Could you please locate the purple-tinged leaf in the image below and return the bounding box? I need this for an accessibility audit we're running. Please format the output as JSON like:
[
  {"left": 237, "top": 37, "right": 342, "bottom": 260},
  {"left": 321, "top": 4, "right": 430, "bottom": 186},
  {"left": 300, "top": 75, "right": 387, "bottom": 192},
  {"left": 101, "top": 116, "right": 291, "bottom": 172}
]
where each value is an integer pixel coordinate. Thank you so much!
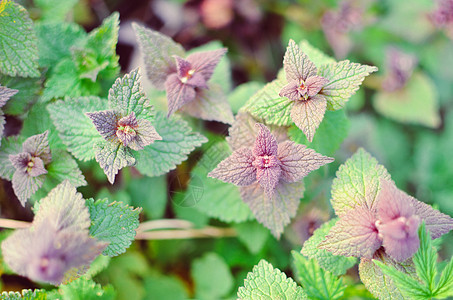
[
  {"left": 0, "top": 85, "right": 18, "bottom": 107},
  {"left": 290, "top": 94, "right": 327, "bottom": 142},
  {"left": 116, "top": 113, "right": 138, "bottom": 146},
  {"left": 94, "top": 140, "right": 136, "bottom": 184},
  {"left": 115, "top": 111, "right": 161, "bottom": 150},
  {"left": 240, "top": 181, "right": 304, "bottom": 238},
  {"left": 226, "top": 112, "right": 288, "bottom": 151},
  {"left": 255, "top": 163, "right": 281, "bottom": 197},
  {"left": 9, "top": 153, "right": 47, "bottom": 177},
  {"left": 208, "top": 147, "right": 256, "bottom": 186},
  {"left": 174, "top": 55, "right": 192, "bottom": 79},
  {"left": 382, "top": 47, "right": 417, "bottom": 92},
  {"left": 277, "top": 141, "right": 334, "bottom": 182},
  {"left": 318, "top": 60, "right": 378, "bottom": 110},
  {"left": 85, "top": 110, "right": 118, "bottom": 142},
  {"left": 279, "top": 80, "right": 301, "bottom": 101},
  {"left": 165, "top": 73, "right": 197, "bottom": 117},
  {"left": 0, "top": 135, "right": 25, "bottom": 180},
  {"left": 132, "top": 23, "right": 185, "bottom": 90},
  {"left": 186, "top": 48, "right": 227, "bottom": 82},
  {"left": 283, "top": 39, "right": 317, "bottom": 82},
  {"left": 319, "top": 207, "right": 381, "bottom": 259},
  {"left": 22, "top": 130, "right": 52, "bottom": 164},
  {"left": 33, "top": 180, "right": 91, "bottom": 232},
  {"left": 331, "top": 148, "right": 391, "bottom": 217},
  {"left": 253, "top": 123, "right": 278, "bottom": 156},
  {"left": 179, "top": 84, "right": 234, "bottom": 124},
  {"left": 359, "top": 248, "right": 416, "bottom": 300},
  {"left": 306, "top": 76, "right": 330, "bottom": 97},
  {"left": 376, "top": 179, "right": 417, "bottom": 223},
  {"left": 108, "top": 68, "right": 155, "bottom": 122},
  {"left": 11, "top": 169, "right": 45, "bottom": 206},
  {"left": 174, "top": 55, "right": 208, "bottom": 88}
]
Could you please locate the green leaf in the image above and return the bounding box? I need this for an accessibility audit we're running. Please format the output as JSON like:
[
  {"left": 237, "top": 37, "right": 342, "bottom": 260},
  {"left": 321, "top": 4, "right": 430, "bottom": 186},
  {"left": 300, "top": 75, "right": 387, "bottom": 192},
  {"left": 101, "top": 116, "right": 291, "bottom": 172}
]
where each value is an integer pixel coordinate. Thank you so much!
[
  {"left": 331, "top": 148, "right": 391, "bottom": 217},
  {"left": 84, "top": 255, "right": 111, "bottom": 279},
  {"left": 0, "top": 1, "right": 40, "bottom": 77},
  {"left": 237, "top": 259, "right": 306, "bottom": 299},
  {"left": 359, "top": 249, "right": 416, "bottom": 300},
  {"left": 288, "top": 109, "right": 350, "bottom": 157},
  {"left": 94, "top": 140, "right": 135, "bottom": 184},
  {"left": 373, "top": 72, "right": 440, "bottom": 128},
  {"left": 132, "top": 22, "right": 185, "bottom": 90},
  {"left": 0, "top": 289, "right": 46, "bottom": 300},
  {"left": 127, "top": 175, "right": 167, "bottom": 219},
  {"left": 318, "top": 61, "right": 377, "bottom": 110},
  {"left": 0, "top": 135, "right": 24, "bottom": 180},
  {"left": 135, "top": 112, "right": 207, "bottom": 177},
  {"left": 298, "top": 40, "right": 335, "bottom": 67},
  {"left": 48, "top": 96, "right": 108, "bottom": 161},
  {"left": 243, "top": 79, "right": 293, "bottom": 126},
  {"left": 108, "top": 68, "right": 155, "bottom": 122},
  {"left": 35, "top": 21, "right": 86, "bottom": 68},
  {"left": 301, "top": 218, "right": 357, "bottom": 276},
  {"left": 0, "top": 74, "right": 40, "bottom": 116},
  {"left": 84, "top": 13, "right": 119, "bottom": 60},
  {"left": 144, "top": 274, "right": 188, "bottom": 300},
  {"left": 374, "top": 260, "right": 430, "bottom": 300},
  {"left": 87, "top": 198, "right": 141, "bottom": 257},
  {"left": 292, "top": 251, "right": 346, "bottom": 300},
  {"left": 192, "top": 252, "right": 234, "bottom": 300},
  {"left": 191, "top": 140, "right": 254, "bottom": 223},
  {"left": 34, "top": 0, "right": 77, "bottom": 21},
  {"left": 57, "top": 277, "right": 116, "bottom": 300},
  {"left": 234, "top": 221, "right": 269, "bottom": 254},
  {"left": 228, "top": 81, "right": 265, "bottom": 114},
  {"left": 435, "top": 256, "right": 453, "bottom": 298},
  {"left": 413, "top": 223, "right": 437, "bottom": 292},
  {"left": 45, "top": 150, "right": 87, "bottom": 188}
]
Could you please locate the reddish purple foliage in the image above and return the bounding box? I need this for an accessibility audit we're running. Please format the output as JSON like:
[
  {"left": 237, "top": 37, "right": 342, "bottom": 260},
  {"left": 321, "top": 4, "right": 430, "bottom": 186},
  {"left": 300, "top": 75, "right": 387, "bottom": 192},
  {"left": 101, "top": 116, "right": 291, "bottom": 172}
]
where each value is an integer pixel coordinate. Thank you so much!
[{"left": 382, "top": 47, "right": 417, "bottom": 92}]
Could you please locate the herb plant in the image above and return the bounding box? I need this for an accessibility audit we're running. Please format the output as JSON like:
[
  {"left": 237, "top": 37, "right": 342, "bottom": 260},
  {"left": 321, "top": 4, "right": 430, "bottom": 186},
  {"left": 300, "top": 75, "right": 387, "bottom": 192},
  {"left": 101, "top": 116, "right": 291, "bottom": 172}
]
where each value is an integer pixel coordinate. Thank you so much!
[{"left": 1, "top": 0, "right": 453, "bottom": 299}]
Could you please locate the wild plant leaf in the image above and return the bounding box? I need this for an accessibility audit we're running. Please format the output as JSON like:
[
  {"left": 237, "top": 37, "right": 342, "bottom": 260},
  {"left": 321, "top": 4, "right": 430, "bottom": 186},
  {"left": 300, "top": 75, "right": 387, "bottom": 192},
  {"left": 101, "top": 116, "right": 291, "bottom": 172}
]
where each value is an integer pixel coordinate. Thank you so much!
[
  {"left": 228, "top": 81, "right": 265, "bottom": 114},
  {"left": 413, "top": 223, "right": 438, "bottom": 291},
  {"left": 84, "top": 12, "right": 119, "bottom": 61},
  {"left": 87, "top": 198, "right": 141, "bottom": 257},
  {"left": 34, "top": 0, "right": 78, "bottom": 21},
  {"left": 132, "top": 22, "right": 185, "bottom": 90},
  {"left": 290, "top": 94, "right": 327, "bottom": 142},
  {"left": 0, "top": 289, "right": 46, "bottom": 300},
  {"left": 0, "top": 74, "right": 40, "bottom": 116},
  {"left": 56, "top": 277, "right": 116, "bottom": 300},
  {"left": 243, "top": 79, "right": 293, "bottom": 126},
  {"left": 0, "top": 136, "right": 24, "bottom": 180},
  {"left": 436, "top": 256, "right": 453, "bottom": 298},
  {"left": 292, "top": 251, "right": 346, "bottom": 300},
  {"left": 373, "top": 72, "right": 441, "bottom": 128},
  {"left": 0, "top": 1, "right": 39, "bottom": 77},
  {"left": 192, "top": 140, "right": 254, "bottom": 223},
  {"left": 359, "top": 249, "right": 416, "bottom": 300},
  {"left": 192, "top": 253, "right": 234, "bottom": 300},
  {"left": 45, "top": 150, "right": 87, "bottom": 189},
  {"left": 289, "top": 109, "right": 350, "bottom": 156},
  {"left": 94, "top": 140, "right": 135, "bottom": 184},
  {"left": 135, "top": 112, "right": 207, "bottom": 177},
  {"left": 48, "top": 96, "right": 109, "bottom": 161},
  {"left": 301, "top": 218, "right": 357, "bottom": 276},
  {"left": 234, "top": 221, "right": 269, "bottom": 254},
  {"left": 237, "top": 259, "right": 306, "bottom": 299},
  {"left": 331, "top": 148, "right": 391, "bottom": 217},
  {"left": 298, "top": 40, "right": 336, "bottom": 67},
  {"left": 35, "top": 21, "right": 86, "bottom": 68},
  {"left": 318, "top": 61, "right": 377, "bottom": 110}
]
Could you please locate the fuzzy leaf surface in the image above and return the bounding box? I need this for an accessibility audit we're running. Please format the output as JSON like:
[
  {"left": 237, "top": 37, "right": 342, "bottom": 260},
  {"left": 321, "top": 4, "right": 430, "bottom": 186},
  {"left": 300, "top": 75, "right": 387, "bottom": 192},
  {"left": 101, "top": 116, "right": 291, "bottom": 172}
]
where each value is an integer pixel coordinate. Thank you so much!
[
  {"left": 0, "top": 136, "right": 24, "bottom": 180},
  {"left": 301, "top": 218, "right": 357, "bottom": 276},
  {"left": 298, "top": 40, "right": 336, "bottom": 67},
  {"left": 48, "top": 97, "right": 108, "bottom": 161},
  {"left": 0, "top": 1, "right": 39, "bottom": 77},
  {"left": 94, "top": 140, "right": 135, "bottom": 184},
  {"left": 87, "top": 198, "right": 141, "bottom": 257},
  {"left": 0, "top": 289, "right": 46, "bottom": 300},
  {"left": 238, "top": 259, "right": 306, "bottom": 299},
  {"left": 57, "top": 277, "right": 116, "bottom": 300},
  {"left": 292, "top": 251, "right": 346, "bottom": 300},
  {"left": 135, "top": 112, "right": 207, "bottom": 177},
  {"left": 319, "top": 61, "right": 377, "bottom": 110},
  {"left": 331, "top": 148, "right": 391, "bottom": 217}
]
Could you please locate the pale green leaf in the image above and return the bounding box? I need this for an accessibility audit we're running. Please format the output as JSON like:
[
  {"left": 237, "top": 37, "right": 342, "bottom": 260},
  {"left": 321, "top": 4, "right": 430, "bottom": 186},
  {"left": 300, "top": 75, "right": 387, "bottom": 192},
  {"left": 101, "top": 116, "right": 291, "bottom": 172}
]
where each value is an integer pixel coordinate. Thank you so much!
[
  {"left": 289, "top": 109, "right": 350, "bottom": 157},
  {"left": 435, "top": 257, "right": 453, "bottom": 298},
  {"left": 292, "top": 251, "right": 346, "bottom": 300},
  {"left": 0, "top": 135, "right": 24, "bottom": 180},
  {"left": 127, "top": 175, "right": 167, "bottom": 219},
  {"left": 301, "top": 218, "right": 357, "bottom": 276},
  {"left": 144, "top": 274, "right": 188, "bottom": 300},
  {"left": 84, "top": 12, "right": 119, "bottom": 60},
  {"left": 45, "top": 150, "right": 87, "bottom": 188},
  {"left": 94, "top": 140, "right": 135, "bottom": 184},
  {"left": 234, "top": 221, "right": 269, "bottom": 254},
  {"left": 359, "top": 249, "right": 416, "bottom": 300},
  {"left": 228, "top": 81, "right": 265, "bottom": 114},
  {"left": 318, "top": 61, "right": 377, "bottom": 110},
  {"left": 135, "top": 112, "right": 207, "bottom": 177},
  {"left": 84, "top": 255, "right": 111, "bottom": 279},
  {"left": 238, "top": 259, "right": 306, "bottom": 299},
  {"left": 34, "top": 0, "right": 77, "bottom": 21},
  {"left": 0, "top": 1, "right": 39, "bottom": 77},
  {"left": 243, "top": 78, "right": 293, "bottom": 126},
  {"left": 192, "top": 253, "right": 234, "bottom": 300},
  {"left": 331, "top": 148, "right": 391, "bottom": 217},
  {"left": 132, "top": 22, "right": 185, "bottom": 90},
  {"left": 191, "top": 140, "right": 254, "bottom": 223},
  {"left": 57, "top": 277, "right": 116, "bottom": 300},
  {"left": 298, "top": 40, "right": 336, "bottom": 67},
  {"left": 48, "top": 96, "right": 108, "bottom": 161},
  {"left": 87, "top": 198, "right": 141, "bottom": 257},
  {"left": 413, "top": 223, "right": 437, "bottom": 292},
  {"left": 0, "top": 289, "right": 46, "bottom": 300},
  {"left": 0, "top": 74, "right": 40, "bottom": 116},
  {"left": 373, "top": 72, "right": 440, "bottom": 128}
]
